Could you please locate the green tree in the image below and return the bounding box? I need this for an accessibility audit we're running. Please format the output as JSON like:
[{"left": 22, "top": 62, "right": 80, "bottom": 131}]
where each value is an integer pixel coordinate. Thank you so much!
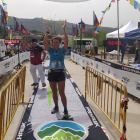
[
  {"left": 84, "top": 29, "right": 94, "bottom": 38},
  {"left": 41, "top": 16, "right": 64, "bottom": 35},
  {"left": 94, "top": 29, "right": 106, "bottom": 47},
  {"left": 0, "top": 26, "right": 8, "bottom": 39}
]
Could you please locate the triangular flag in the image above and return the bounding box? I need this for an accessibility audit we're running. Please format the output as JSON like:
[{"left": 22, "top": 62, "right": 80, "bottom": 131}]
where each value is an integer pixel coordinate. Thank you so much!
[
  {"left": 2, "top": 2, "right": 7, "bottom": 6},
  {"left": 92, "top": 38, "right": 94, "bottom": 40},
  {"left": 98, "top": 24, "right": 102, "bottom": 28},
  {"left": 93, "top": 33, "right": 97, "bottom": 36},
  {"left": 5, "top": 11, "right": 8, "bottom": 15},
  {"left": 102, "top": 11, "right": 106, "bottom": 14},
  {"left": 8, "top": 30, "right": 11, "bottom": 33},
  {"left": 6, "top": 15, "right": 8, "bottom": 22},
  {"left": 129, "top": 0, "right": 134, "bottom": 6},
  {"left": 2, "top": 0, "right": 4, "bottom": 2},
  {"left": 7, "top": 23, "right": 10, "bottom": 26},
  {"left": 109, "top": 3, "right": 111, "bottom": 9},
  {"left": 100, "top": 17, "right": 104, "bottom": 24},
  {"left": 96, "top": 27, "right": 101, "bottom": 32},
  {"left": 10, "top": 34, "right": 12, "bottom": 39},
  {"left": 104, "top": 6, "right": 109, "bottom": 12},
  {"left": 134, "top": 0, "right": 138, "bottom": 9},
  {"left": 111, "top": 0, "right": 115, "bottom": 2}
]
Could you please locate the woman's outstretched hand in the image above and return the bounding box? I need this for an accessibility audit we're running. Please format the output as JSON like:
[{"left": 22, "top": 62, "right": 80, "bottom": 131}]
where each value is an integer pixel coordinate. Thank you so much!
[
  {"left": 62, "top": 20, "right": 66, "bottom": 31},
  {"left": 45, "top": 23, "right": 50, "bottom": 32}
]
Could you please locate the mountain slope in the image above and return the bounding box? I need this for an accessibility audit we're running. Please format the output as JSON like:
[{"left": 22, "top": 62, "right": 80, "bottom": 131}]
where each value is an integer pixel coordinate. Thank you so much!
[{"left": 6, "top": 16, "right": 117, "bottom": 35}]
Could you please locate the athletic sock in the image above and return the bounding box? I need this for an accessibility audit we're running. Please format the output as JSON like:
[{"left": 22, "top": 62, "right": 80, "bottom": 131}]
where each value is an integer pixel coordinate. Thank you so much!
[
  {"left": 55, "top": 104, "right": 58, "bottom": 109},
  {"left": 64, "top": 107, "right": 68, "bottom": 113}
]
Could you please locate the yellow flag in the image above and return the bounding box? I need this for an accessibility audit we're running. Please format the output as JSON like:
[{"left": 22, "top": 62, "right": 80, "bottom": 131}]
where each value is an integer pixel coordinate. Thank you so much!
[
  {"left": 10, "top": 34, "right": 12, "bottom": 39},
  {"left": 98, "top": 24, "right": 102, "bottom": 28},
  {"left": 129, "top": 0, "right": 134, "bottom": 6},
  {"left": 6, "top": 16, "right": 8, "bottom": 22},
  {"left": 2, "top": 0, "right": 4, "bottom": 2},
  {"left": 92, "top": 38, "right": 94, "bottom": 40},
  {"left": 104, "top": 6, "right": 109, "bottom": 12}
]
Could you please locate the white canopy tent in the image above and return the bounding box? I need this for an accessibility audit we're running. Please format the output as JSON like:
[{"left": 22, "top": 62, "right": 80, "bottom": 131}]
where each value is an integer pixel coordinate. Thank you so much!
[{"left": 106, "top": 21, "right": 137, "bottom": 38}]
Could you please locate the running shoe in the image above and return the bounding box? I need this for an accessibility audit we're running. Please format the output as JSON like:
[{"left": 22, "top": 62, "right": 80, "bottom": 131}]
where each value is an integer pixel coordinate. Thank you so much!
[
  {"left": 31, "top": 83, "right": 39, "bottom": 86},
  {"left": 63, "top": 111, "right": 69, "bottom": 119},
  {"left": 51, "top": 107, "right": 59, "bottom": 114},
  {"left": 42, "top": 83, "right": 46, "bottom": 87}
]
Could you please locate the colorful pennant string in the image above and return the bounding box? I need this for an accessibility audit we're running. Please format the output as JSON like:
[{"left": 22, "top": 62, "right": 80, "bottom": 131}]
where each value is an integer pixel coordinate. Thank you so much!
[{"left": 1, "top": 0, "right": 12, "bottom": 39}]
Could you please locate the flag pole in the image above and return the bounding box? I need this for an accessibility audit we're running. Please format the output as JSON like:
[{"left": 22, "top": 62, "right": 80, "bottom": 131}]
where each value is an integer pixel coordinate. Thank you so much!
[
  {"left": 117, "top": 0, "right": 120, "bottom": 61},
  {"left": 80, "top": 18, "right": 82, "bottom": 53}
]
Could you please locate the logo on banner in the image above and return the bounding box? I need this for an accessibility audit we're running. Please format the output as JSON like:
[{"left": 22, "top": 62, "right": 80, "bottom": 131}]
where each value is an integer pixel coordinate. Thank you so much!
[
  {"left": 96, "top": 63, "right": 98, "bottom": 69},
  {"left": 4, "top": 62, "right": 10, "bottom": 68},
  {"left": 135, "top": 81, "right": 140, "bottom": 91},
  {"left": 108, "top": 68, "right": 110, "bottom": 74},
  {"left": 102, "top": 68, "right": 104, "bottom": 73},
  {"left": 82, "top": 60, "right": 84, "bottom": 63},
  {"left": 91, "top": 62, "right": 93, "bottom": 66},
  {"left": 87, "top": 61, "right": 89, "bottom": 65},
  {"left": 121, "top": 77, "right": 130, "bottom": 84},
  {"left": 34, "top": 121, "right": 88, "bottom": 140}
]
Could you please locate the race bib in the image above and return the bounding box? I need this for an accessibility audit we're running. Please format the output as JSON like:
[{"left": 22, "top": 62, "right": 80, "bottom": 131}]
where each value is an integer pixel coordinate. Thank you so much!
[{"left": 51, "top": 61, "right": 61, "bottom": 68}]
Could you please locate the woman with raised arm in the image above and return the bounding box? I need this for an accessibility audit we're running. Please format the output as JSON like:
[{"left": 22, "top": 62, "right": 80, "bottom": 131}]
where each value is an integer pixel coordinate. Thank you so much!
[{"left": 43, "top": 20, "right": 69, "bottom": 119}]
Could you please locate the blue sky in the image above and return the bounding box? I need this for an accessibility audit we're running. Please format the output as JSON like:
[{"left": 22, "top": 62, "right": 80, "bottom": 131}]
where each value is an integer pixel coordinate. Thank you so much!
[{"left": 2, "top": 0, "right": 140, "bottom": 28}]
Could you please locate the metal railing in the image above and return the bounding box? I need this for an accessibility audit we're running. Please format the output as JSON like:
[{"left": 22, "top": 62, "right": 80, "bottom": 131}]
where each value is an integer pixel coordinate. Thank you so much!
[
  {"left": 0, "top": 66, "right": 26, "bottom": 140},
  {"left": 85, "top": 66, "right": 128, "bottom": 135}
]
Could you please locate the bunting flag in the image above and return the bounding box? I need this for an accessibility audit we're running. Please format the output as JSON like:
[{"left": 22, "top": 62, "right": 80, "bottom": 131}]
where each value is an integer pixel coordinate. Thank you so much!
[
  {"left": 6, "top": 15, "right": 8, "bottom": 22},
  {"left": 93, "top": 0, "right": 115, "bottom": 38},
  {"left": 129, "top": 0, "right": 134, "bottom": 6},
  {"left": 9, "top": 34, "right": 12, "bottom": 39},
  {"left": 104, "top": 6, "right": 109, "bottom": 12},
  {"left": 93, "top": 11, "right": 99, "bottom": 29},
  {"left": 100, "top": 17, "right": 103, "bottom": 24},
  {"left": 72, "top": 25, "right": 76, "bottom": 36},
  {"left": 81, "top": 20, "right": 85, "bottom": 33},
  {"left": 21, "top": 24, "right": 30, "bottom": 35},
  {"left": 8, "top": 30, "right": 11, "bottom": 33},
  {"left": 7, "top": 23, "right": 10, "bottom": 26},
  {"left": 1, "top": 8, "right": 7, "bottom": 26},
  {"left": 14, "top": 17, "right": 21, "bottom": 32},
  {"left": 111, "top": 0, "right": 115, "bottom": 2},
  {"left": 2, "top": 2, "right": 7, "bottom": 6},
  {"left": 134, "top": 0, "right": 138, "bottom": 9},
  {"left": 5, "top": 11, "right": 8, "bottom": 15},
  {"left": 76, "top": 24, "right": 78, "bottom": 37}
]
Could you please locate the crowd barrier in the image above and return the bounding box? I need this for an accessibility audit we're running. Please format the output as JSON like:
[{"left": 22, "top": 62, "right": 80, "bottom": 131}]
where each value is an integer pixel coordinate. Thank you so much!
[
  {"left": 71, "top": 51, "right": 140, "bottom": 99},
  {"left": 85, "top": 66, "right": 128, "bottom": 135},
  {"left": 0, "top": 51, "right": 30, "bottom": 75},
  {"left": 0, "top": 66, "right": 26, "bottom": 140}
]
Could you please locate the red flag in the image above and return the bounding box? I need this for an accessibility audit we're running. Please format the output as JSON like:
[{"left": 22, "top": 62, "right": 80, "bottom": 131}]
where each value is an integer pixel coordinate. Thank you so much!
[
  {"left": 111, "top": 0, "right": 115, "bottom": 2},
  {"left": 93, "top": 33, "right": 97, "bottom": 36},
  {"left": 94, "top": 23, "right": 99, "bottom": 29},
  {"left": 100, "top": 17, "right": 104, "bottom": 24},
  {"left": 5, "top": 11, "right": 8, "bottom": 15},
  {"left": 13, "top": 17, "right": 21, "bottom": 32},
  {"left": 93, "top": 11, "right": 99, "bottom": 29},
  {"left": 1, "top": 8, "right": 7, "bottom": 26},
  {"left": 21, "top": 24, "right": 30, "bottom": 35},
  {"left": 8, "top": 30, "right": 11, "bottom": 33},
  {"left": 81, "top": 21, "right": 85, "bottom": 33}
]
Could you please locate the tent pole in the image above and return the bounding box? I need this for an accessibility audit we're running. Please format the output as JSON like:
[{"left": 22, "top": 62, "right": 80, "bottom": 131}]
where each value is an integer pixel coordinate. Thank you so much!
[{"left": 117, "top": 0, "right": 120, "bottom": 61}]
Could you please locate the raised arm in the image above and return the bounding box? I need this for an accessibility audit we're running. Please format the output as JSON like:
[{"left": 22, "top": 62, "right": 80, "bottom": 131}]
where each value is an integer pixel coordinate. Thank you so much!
[
  {"left": 63, "top": 20, "right": 68, "bottom": 50},
  {"left": 43, "top": 23, "right": 50, "bottom": 51}
]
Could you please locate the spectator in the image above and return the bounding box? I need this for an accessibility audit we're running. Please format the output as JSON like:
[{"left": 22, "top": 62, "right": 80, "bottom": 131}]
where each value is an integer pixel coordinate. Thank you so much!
[
  {"left": 85, "top": 42, "right": 90, "bottom": 54},
  {"left": 134, "top": 40, "right": 140, "bottom": 64}
]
